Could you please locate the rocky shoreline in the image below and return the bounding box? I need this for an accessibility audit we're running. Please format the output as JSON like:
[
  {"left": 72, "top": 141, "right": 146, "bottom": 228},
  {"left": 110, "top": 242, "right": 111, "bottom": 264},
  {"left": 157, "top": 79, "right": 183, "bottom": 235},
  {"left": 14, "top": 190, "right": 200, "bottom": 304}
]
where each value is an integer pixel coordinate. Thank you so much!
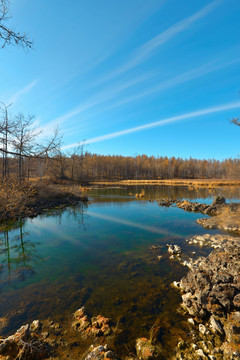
[
  {"left": 173, "top": 235, "right": 240, "bottom": 359},
  {"left": 158, "top": 195, "right": 240, "bottom": 358}
]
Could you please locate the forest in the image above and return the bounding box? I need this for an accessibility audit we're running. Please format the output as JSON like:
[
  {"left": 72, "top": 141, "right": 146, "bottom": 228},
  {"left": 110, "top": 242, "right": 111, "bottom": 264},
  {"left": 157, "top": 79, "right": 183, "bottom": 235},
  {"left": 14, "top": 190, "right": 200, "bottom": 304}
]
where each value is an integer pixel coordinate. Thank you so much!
[
  {"left": 1, "top": 144, "right": 240, "bottom": 183},
  {"left": 0, "top": 102, "right": 239, "bottom": 183}
]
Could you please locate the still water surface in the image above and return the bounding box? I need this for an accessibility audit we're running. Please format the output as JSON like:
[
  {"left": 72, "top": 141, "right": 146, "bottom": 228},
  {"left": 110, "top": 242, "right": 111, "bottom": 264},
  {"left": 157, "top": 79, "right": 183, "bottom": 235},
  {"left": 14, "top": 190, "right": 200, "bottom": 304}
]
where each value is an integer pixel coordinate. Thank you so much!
[{"left": 0, "top": 185, "right": 239, "bottom": 353}]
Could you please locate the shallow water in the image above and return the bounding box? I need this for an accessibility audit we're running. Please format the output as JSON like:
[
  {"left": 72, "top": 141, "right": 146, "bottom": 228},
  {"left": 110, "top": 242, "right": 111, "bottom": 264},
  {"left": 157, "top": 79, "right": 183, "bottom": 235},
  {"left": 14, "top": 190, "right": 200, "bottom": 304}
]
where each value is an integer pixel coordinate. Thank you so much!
[{"left": 0, "top": 185, "right": 239, "bottom": 356}]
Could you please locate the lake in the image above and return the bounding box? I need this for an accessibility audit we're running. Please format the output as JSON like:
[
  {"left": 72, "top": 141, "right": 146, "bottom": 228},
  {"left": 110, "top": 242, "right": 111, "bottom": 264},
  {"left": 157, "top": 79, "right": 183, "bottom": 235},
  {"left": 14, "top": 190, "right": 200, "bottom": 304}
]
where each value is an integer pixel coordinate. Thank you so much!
[{"left": 0, "top": 185, "right": 239, "bottom": 356}]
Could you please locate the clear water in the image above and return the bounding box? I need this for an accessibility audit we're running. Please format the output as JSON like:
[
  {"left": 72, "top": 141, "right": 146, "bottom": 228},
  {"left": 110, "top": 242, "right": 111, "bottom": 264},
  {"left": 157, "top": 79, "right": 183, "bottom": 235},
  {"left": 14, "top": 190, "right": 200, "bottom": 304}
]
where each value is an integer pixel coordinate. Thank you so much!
[{"left": 0, "top": 185, "right": 239, "bottom": 356}]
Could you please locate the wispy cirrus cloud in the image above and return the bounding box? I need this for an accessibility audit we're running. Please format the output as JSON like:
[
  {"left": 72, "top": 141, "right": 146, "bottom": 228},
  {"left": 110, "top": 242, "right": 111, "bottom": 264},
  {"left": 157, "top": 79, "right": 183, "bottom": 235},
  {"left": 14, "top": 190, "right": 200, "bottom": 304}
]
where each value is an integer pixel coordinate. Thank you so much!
[
  {"left": 42, "top": 1, "right": 224, "bottom": 132},
  {"left": 131, "top": 0, "right": 222, "bottom": 67},
  {"left": 100, "top": 56, "right": 240, "bottom": 112},
  {"left": 92, "top": 0, "right": 222, "bottom": 86},
  {"left": 45, "top": 72, "right": 155, "bottom": 129},
  {"left": 7, "top": 80, "right": 38, "bottom": 104},
  {"left": 52, "top": 53, "right": 240, "bottom": 133},
  {"left": 62, "top": 101, "right": 240, "bottom": 150}
]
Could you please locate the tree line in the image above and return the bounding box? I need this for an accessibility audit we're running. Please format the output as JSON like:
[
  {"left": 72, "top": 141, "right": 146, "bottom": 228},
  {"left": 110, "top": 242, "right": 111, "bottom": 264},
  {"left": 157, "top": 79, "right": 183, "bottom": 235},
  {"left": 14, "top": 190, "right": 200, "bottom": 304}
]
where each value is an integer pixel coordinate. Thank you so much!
[
  {"left": 2, "top": 150, "right": 239, "bottom": 182},
  {"left": 56, "top": 153, "right": 240, "bottom": 181}
]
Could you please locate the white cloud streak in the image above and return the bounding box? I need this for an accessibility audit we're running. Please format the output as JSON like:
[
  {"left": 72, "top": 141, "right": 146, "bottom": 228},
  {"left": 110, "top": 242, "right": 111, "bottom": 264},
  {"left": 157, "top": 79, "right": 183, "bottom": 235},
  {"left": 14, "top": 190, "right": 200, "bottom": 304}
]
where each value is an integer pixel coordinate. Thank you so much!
[
  {"left": 93, "top": 0, "right": 222, "bottom": 85},
  {"left": 7, "top": 80, "right": 38, "bottom": 104},
  {"left": 132, "top": 0, "right": 221, "bottom": 66},
  {"left": 46, "top": 54, "right": 239, "bottom": 133},
  {"left": 62, "top": 101, "right": 240, "bottom": 150},
  {"left": 86, "top": 56, "right": 240, "bottom": 116},
  {"left": 42, "top": 0, "right": 224, "bottom": 132},
  {"left": 46, "top": 72, "right": 155, "bottom": 129}
]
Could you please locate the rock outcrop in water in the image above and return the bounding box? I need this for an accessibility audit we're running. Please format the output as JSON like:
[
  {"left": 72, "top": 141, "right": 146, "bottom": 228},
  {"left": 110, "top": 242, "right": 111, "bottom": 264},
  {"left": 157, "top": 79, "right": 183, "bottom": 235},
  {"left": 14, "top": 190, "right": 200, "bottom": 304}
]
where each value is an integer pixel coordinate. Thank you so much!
[
  {"left": 158, "top": 195, "right": 240, "bottom": 234},
  {"left": 174, "top": 238, "right": 240, "bottom": 359}
]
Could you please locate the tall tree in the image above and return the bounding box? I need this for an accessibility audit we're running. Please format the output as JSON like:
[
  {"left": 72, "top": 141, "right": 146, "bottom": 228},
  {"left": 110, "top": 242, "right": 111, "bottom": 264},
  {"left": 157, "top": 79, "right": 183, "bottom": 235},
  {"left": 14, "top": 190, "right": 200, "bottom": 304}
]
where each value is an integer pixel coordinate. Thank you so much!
[
  {"left": 0, "top": 100, "right": 14, "bottom": 178},
  {"left": 10, "top": 114, "right": 61, "bottom": 181}
]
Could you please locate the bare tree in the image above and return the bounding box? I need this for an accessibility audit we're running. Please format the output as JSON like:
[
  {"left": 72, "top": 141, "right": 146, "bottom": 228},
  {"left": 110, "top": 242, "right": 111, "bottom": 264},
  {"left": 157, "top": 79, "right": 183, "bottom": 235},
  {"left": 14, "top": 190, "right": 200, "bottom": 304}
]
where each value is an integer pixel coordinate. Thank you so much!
[
  {"left": 0, "top": 0, "right": 32, "bottom": 49},
  {"left": 0, "top": 100, "right": 14, "bottom": 178},
  {"left": 10, "top": 114, "right": 61, "bottom": 182},
  {"left": 11, "top": 114, "right": 39, "bottom": 181},
  {"left": 67, "top": 141, "right": 86, "bottom": 182},
  {"left": 49, "top": 150, "right": 69, "bottom": 180}
]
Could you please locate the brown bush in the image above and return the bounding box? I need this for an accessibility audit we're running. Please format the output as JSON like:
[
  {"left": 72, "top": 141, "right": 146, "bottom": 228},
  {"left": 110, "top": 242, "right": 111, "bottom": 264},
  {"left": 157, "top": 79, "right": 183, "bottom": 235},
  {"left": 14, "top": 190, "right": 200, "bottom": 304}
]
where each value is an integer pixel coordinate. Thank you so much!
[{"left": 0, "top": 177, "right": 36, "bottom": 221}]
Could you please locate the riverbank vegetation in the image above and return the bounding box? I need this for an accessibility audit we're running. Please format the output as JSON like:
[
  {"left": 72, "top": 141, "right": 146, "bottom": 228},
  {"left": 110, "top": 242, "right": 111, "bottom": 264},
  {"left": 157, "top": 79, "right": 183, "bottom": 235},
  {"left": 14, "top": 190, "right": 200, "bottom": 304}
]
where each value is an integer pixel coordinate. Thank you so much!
[
  {"left": 0, "top": 101, "right": 239, "bottom": 223},
  {"left": 0, "top": 177, "right": 87, "bottom": 223}
]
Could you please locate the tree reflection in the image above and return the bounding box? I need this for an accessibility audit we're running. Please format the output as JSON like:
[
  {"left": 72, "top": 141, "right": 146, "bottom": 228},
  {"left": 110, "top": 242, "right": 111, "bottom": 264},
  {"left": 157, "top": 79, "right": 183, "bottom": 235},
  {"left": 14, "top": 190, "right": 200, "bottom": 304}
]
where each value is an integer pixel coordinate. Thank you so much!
[
  {"left": 0, "top": 220, "right": 41, "bottom": 288},
  {"left": 66, "top": 202, "right": 89, "bottom": 231}
]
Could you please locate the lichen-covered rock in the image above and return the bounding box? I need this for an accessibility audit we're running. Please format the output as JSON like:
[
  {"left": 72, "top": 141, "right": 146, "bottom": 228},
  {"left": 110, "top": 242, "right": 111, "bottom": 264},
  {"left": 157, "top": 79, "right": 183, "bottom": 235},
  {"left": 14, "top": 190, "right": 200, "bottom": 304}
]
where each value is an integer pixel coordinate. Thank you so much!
[
  {"left": 72, "top": 306, "right": 91, "bottom": 332},
  {"left": 72, "top": 307, "right": 112, "bottom": 338},
  {"left": 90, "top": 315, "right": 112, "bottom": 337}
]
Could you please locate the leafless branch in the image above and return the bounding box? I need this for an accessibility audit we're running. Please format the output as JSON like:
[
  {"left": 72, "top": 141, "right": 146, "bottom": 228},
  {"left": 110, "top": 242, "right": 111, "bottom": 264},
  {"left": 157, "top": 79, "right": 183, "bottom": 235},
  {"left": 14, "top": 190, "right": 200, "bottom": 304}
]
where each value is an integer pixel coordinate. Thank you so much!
[
  {"left": 0, "top": 0, "right": 32, "bottom": 49},
  {"left": 231, "top": 117, "right": 240, "bottom": 127}
]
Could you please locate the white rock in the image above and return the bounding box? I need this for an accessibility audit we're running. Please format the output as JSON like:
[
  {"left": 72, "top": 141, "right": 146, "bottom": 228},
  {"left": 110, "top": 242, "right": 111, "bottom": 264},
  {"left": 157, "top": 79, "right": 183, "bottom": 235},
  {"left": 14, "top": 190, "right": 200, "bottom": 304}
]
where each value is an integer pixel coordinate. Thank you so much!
[
  {"left": 195, "top": 348, "right": 206, "bottom": 357},
  {"left": 173, "top": 281, "right": 180, "bottom": 288},
  {"left": 199, "top": 324, "right": 207, "bottom": 335},
  {"left": 188, "top": 318, "right": 194, "bottom": 325},
  {"left": 209, "top": 316, "right": 224, "bottom": 334}
]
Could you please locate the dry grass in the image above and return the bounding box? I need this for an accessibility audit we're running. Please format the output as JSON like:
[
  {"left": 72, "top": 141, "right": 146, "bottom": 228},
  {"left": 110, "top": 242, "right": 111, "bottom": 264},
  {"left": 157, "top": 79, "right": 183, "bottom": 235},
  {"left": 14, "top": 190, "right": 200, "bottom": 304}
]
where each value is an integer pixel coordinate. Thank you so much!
[
  {"left": 216, "top": 206, "right": 240, "bottom": 226},
  {"left": 0, "top": 177, "right": 36, "bottom": 221},
  {"left": 135, "top": 189, "right": 145, "bottom": 198},
  {"left": 33, "top": 182, "right": 85, "bottom": 200},
  {"left": 0, "top": 179, "right": 87, "bottom": 223},
  {"left": 90, "top": 179, "right": 240, "bottom": 188}
]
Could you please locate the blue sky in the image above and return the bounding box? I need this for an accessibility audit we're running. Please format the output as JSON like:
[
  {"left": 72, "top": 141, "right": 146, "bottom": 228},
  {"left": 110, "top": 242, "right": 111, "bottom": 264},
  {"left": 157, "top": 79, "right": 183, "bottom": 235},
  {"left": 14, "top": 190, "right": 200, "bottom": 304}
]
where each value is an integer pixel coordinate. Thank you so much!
[{"left": 1, "top": 0, "right": 240, "bottom": 159}]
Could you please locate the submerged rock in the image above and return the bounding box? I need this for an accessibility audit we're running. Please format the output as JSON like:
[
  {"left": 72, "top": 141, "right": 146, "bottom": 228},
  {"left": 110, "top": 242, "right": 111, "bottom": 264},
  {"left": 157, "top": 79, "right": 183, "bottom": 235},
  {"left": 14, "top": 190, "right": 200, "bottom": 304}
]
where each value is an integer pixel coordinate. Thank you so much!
[
  {"left": 167, "top": 244, "right": 182, "bottom": 255},
  {"left": 0, "top": 324, "right": 50, "bottom": 359},
  {"left": 84, "top": 345, "right": 117, "bottom": 360},
  {"left": 136, "top": 338, "right": 159, "bottom": 360},
  {"left": 72, "top": 307, "right": 112, "bottom": 338}
]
